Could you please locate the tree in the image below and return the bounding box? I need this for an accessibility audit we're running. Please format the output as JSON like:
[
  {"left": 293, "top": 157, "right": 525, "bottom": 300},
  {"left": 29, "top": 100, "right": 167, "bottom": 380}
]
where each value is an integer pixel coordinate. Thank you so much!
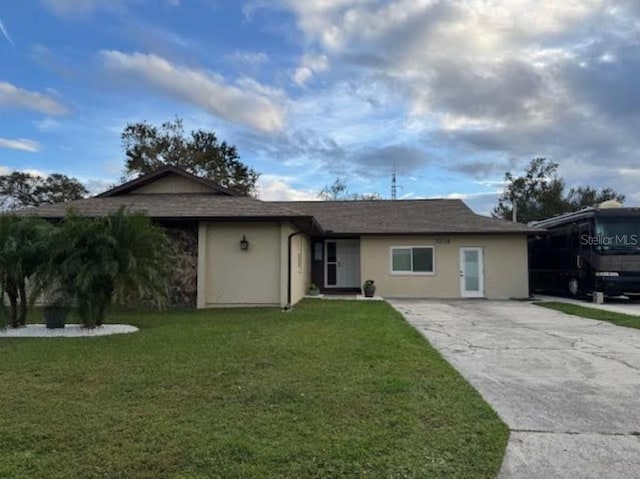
[
  {"left": 492, "top": 158, "right": 625, "bottom": 223},
  {"left": 0, "top": 215, "right": 53, "bottom": 327},
  {"left": 318, "top": 178, "right": 349, "bottom": 200},
  {"left": 565, "top": 186, "right": 625, "bottom": 211},
  {"left": 0, "top": 172, "right": 88, "bottom": 211},
  {"left": 41, "top": 209, "right": 171, "bottom": 328},
  {"left": 318, "top": 177, "right": 381, "bottom": 200},
  {"left": 121, "top": 118, "right": 259, "bottom": 195}
]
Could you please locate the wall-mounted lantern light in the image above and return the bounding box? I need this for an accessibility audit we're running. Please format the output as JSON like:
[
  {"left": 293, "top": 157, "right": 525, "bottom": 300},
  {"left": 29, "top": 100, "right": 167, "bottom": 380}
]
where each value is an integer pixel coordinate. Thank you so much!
[{"left": 240, "top": 235, "right": 249, "bottom": 251}]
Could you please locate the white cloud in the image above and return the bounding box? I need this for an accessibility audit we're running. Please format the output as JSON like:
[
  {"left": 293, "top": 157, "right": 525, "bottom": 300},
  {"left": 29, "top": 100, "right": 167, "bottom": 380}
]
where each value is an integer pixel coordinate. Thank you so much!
[
  {"left": 228, "top": 51, "right": 269, "bottom": 66},
  {"left": 440, "top": 114, "right": 505, "bottom": 132},
  {"left": 0, "top": 166, "right": 48, "bottom": 177},
  {"left": 293, "top": 54, "right": 329, "bottom": 86},
  {"left": 437, "top": 190, "right": 502, "bottom": 215},
  {"left": 256, "top": 175, "right": 318, "bottom": 201},
  {"left": 0, "top": 138, "right": 41, "bottom": 153},
  {"left": 475, "top": 179, "right": 507, "bottom": 188},
  {"left": 440, "top": 191, "right": 502, "bottom": 201},
  {"left": 618, "top": 168, "right": 640, "bottom": 178},
  {"left": 0, "top": 82, "right": 68, "bottom": 115},
  {"left": 249, "top": 0, "right": 377, "bottom": 50},
  {"left": 198, "top": 1, "right": 640, "bottom": 208},
  {"left": 252, "top": 0, "right": 610, "bottom": 128},
  {"left": 267, "top": 0, "right": 603, "bottom": 51},
  {"left": 599, "top": 52, "right": 617, "bottom": 64},
  {"left": 22, "top": 168, "right": 48, "bottom": 178},
  {"left": 251, "top": 2, "right": 638, "bottom": 173},
  {"left": 0, "top": 17, "right": 13, "bottom": 46},
  {"left": 83, "top": 178, "right": 114, "bottom": 195},
  {"left": 100, "top": 50, "right": 286, "bottom": 132},
  {"left": 33, "top": 117, "right": 62, "bottom": 131}
]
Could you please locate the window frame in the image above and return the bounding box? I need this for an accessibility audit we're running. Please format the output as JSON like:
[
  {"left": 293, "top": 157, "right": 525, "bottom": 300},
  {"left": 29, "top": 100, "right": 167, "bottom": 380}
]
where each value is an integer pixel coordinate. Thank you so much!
[{"left": 389, "top": 245, "right": 436, "bottom": 275}]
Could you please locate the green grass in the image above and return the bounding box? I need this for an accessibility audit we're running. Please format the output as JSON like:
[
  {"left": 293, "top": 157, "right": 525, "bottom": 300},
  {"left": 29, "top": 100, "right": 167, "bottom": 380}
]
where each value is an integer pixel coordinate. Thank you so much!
[
  {"left": 0, "top": 299, "right": 508, "bottom": 478},
  {"left": 535, "top": 301, "right": 640, "bottom": 329}
]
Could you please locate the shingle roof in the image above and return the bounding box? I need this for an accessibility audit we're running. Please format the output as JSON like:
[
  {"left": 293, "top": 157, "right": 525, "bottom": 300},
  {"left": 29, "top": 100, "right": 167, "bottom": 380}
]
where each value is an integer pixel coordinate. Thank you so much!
[
  {"left": 16, "top": 194, "right": 310, "bottom": 220},
  {"left": 275, "top": 199, "right": 541, "bottom": 234},
  {"left": 15, "top": 193, "right": 540, "bottom": 235}
]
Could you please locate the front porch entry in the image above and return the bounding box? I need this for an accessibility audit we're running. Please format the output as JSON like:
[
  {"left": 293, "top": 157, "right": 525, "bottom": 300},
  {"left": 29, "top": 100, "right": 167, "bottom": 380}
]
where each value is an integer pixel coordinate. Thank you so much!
[{"left": 324, "top": 239, "right": 361, "bottom": 289}]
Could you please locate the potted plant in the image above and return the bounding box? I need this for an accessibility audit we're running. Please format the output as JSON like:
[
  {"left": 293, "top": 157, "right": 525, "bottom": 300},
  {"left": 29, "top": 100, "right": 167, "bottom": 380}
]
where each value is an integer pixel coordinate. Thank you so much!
[
  {"left": 43, "top": 303, "right": 69, "bottom": 329},
  {"left": 37, "top": 284, "right": 74, "bottom": 330},
  {"left": 363, "top": 279, "right": 376, "bottom": 298},
  {"left": 307, "top": 283, "right": 321, "bottom": 296},
  {"left": 32, "top": 245, "right": 74, "bottom": 330}
]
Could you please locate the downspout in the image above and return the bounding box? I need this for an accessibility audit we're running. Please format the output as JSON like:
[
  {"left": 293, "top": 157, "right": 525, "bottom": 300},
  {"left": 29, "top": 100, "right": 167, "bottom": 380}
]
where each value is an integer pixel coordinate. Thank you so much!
[{"left": 285, "top": 230, "right": 303, "bottom": 311}]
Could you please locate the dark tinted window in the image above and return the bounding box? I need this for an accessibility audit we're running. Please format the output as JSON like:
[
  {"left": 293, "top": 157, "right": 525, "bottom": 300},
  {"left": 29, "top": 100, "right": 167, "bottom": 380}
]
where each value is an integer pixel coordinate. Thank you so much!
[
  {"left": 327, "top": 242, "right": 336, "bottom": 262},
  {"left": 327, "top": 264, "right": 337, "bottom": 285}
]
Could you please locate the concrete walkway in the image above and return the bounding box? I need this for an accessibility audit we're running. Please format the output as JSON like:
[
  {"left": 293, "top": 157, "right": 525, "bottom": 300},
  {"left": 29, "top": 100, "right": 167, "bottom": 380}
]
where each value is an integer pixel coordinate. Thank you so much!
[
  {"left": 389, "top": 299, "right": 640, "bottom": 478},
  {"left": 535, "top": 294, "right": 640, "bottom": 316}
]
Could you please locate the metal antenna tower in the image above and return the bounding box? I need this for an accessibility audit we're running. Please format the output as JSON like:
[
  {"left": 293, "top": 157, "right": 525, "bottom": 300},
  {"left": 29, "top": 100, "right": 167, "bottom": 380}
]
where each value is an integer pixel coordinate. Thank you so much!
[{"left": 391, "top": 164, "right": 397, "bottom": 200}]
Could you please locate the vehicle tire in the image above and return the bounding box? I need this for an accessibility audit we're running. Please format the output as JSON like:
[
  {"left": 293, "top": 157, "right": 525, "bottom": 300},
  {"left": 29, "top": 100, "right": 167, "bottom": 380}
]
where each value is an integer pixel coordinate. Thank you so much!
[{"left": 567, "top": 278, "right": 580, "bottom": 297}]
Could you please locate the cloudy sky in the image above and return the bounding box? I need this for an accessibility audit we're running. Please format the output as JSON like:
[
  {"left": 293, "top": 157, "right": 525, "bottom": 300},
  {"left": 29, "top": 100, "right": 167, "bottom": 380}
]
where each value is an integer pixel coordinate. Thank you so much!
[{"left": 0, "top": 0, "right": 639, "bottom": 213}]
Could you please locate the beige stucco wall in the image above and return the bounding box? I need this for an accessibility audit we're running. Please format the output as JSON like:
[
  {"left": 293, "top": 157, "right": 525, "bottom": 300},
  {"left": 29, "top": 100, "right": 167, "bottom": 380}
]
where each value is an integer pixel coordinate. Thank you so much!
[
  {"left": 290, "top": 232, "right": 311, "bottom": 305},
  {"left": 199, "top": 222, "right": 282, "bottom": 307},
  {"left": 360, "top": 235, "right": 529, "bottom": 299},
  {"left": 278, "top": 224, "right": 310, "bottom": 307},
  {"left": 133, "top": 174, "right": 214, "bottom": 194},
  {"left": 197, "top": 221, "right": 309, "bottom": 308}
]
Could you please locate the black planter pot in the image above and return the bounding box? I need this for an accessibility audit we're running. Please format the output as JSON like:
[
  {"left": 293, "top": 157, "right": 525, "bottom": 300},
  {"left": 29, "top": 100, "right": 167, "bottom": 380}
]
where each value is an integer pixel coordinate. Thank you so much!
[
  {"left": 44, "top": 307, "right": 67, "bottom": 329},
  {"left": 363, "top": 288, "right": 376, "bottom": 298}
]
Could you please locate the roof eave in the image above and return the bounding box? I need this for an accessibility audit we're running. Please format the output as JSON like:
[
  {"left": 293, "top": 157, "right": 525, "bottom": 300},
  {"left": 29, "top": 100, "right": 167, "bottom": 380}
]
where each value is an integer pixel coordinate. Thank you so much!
[{"left": 318, "top": 230, "right": 543, "bottom": 236}]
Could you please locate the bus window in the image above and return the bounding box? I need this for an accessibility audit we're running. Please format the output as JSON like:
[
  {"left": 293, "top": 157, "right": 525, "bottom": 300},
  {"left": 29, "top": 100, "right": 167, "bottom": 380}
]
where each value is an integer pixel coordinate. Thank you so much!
[
  {"left": 550, "top": 231, "right": 568, "bottom": 249},
  {"left": 569, "top": 224, "right": 580, "bottom": 249},
  {"left": 578, "top": 222, "right": 591, "bottom": 251},
  {"left": 594, "top": 216, "right": 640, "bottom": 254}
]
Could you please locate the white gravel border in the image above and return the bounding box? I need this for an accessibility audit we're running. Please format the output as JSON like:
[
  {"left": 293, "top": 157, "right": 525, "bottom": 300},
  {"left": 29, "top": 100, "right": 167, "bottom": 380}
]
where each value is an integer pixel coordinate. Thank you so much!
[{"left": 0, "top": 324, "right": 138, "bottom": 338}]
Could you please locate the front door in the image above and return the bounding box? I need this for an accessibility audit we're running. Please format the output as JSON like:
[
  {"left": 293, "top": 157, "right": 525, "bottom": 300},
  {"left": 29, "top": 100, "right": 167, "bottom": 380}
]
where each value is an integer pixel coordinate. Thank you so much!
[
  {"left": 325, "top": 240, "right": 361, "bottom": 288},
  {"left": 460, "top": 247, "right": 484, "bottom": 298}
]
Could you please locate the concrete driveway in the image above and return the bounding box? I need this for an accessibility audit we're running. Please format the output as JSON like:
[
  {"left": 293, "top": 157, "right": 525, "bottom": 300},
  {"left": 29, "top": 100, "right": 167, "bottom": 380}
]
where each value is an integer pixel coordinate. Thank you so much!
[{"left": 389, "top": 299, "right": 640, "bottom": 479}]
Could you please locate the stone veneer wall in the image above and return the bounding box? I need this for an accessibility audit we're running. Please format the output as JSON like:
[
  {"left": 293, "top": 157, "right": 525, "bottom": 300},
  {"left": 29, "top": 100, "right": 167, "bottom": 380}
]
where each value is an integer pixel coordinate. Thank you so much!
[{"left": 163, "top": 223, "right": 198, "bottom": 308}]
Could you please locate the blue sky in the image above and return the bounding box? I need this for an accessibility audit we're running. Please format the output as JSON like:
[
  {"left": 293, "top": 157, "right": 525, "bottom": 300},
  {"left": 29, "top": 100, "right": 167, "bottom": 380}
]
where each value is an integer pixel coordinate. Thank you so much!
[{"left": 1, "top": 1, "right": 640, "bottom": 213}]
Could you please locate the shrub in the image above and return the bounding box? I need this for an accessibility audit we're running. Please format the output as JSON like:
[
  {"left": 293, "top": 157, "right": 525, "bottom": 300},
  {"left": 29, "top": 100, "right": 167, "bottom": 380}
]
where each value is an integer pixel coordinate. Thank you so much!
[{"left": 39, "top": 208, "right": 171, "bottom": 328}]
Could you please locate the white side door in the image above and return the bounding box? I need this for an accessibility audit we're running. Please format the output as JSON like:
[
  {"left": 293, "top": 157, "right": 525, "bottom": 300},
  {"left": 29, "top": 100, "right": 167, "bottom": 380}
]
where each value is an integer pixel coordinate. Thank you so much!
[
  {"left": 325, "top": 240, "right": 361, "bottom": 288},
  {"left": 336, "top": 241, "right": 360, "bottom": 287},
  {"left": 460, "top": 247, "right": 484, "bottom": 298}
]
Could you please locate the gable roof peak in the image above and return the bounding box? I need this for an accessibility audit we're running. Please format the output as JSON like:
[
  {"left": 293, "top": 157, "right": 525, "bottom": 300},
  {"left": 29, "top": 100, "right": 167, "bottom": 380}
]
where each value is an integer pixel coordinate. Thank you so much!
[{"left": 96, "top": 165, "right": 241, "bottom": 198}]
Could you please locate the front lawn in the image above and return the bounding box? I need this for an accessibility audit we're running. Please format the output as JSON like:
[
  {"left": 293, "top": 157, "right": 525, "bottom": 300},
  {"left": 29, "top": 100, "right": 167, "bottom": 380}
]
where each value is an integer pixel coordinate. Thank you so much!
[
  {"left": 535, "top": 301, "right": 640, "bottom": 330},
  {"left": 0, "top": 299, "right": 508, "bottom": 478}
]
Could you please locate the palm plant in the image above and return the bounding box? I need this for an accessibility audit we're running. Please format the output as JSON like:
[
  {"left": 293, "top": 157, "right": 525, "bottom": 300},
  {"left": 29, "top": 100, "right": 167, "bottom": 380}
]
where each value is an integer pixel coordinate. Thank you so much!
[
  {"left": 0, "top": 215, "right": 52, "bottom": 327},
  {"left": 41, "top": 209, "right": 171, "bottom": 328},
  {"left": 105, "top": 209, "right": 171, "bottom": 309},
  {"left": 0, "top": 215, "right": 13, "bottom": 329},
  {"left": 40, "top": 214, "right": 109, "bottom": 327}
]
